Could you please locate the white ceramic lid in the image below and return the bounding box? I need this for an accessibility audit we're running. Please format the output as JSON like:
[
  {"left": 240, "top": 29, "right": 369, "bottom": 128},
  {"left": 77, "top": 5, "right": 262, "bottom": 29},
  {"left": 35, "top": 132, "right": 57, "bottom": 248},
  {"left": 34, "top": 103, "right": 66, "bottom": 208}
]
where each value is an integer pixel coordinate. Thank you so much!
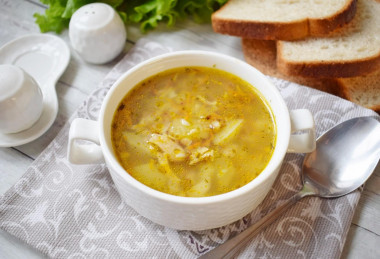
[
  {"left": 70, "top": 3, "right": 114, "bottom": 30},
  {"left": 0, "top": 64, "right": 23, "bottom": 102}
]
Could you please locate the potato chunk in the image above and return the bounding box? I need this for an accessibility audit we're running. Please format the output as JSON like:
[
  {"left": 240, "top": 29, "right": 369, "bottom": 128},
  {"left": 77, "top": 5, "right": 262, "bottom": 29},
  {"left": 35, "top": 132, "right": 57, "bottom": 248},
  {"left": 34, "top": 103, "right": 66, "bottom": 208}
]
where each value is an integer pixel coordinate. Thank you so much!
[
  {"left": 189, "top": 147, "right": 214, "bottom": 165},
  {"left": 213, "top": 119, "right": 243, "bottom": 145}
]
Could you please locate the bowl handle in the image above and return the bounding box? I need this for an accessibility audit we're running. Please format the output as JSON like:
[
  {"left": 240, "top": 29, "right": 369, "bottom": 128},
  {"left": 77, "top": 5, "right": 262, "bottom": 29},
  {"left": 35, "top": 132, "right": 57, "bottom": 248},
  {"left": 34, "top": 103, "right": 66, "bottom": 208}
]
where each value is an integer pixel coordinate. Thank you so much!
[
  {"left": 287, "top": 109, "right": 316, "bottom": 153},
  {"left": 67, "top": 118, "right": 105, "bottom": 164}
]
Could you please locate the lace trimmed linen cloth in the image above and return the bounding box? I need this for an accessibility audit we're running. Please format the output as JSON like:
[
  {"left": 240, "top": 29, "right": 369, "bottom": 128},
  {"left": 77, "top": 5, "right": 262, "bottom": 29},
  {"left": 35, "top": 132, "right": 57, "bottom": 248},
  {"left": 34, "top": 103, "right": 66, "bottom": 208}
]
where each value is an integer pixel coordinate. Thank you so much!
[{"left": 1, "top": 39, "right": 378, "bottom": 259}]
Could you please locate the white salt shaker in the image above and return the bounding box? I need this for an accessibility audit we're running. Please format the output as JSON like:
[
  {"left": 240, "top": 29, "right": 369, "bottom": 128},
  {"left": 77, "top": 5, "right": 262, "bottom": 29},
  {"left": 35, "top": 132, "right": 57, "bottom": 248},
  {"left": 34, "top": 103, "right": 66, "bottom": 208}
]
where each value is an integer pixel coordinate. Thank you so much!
[
  {"left": 0, "top": 64, "right": 43, "bottom": 134},
  {"left": 69, "top": 3, "right": 127, "bottom": 64}
]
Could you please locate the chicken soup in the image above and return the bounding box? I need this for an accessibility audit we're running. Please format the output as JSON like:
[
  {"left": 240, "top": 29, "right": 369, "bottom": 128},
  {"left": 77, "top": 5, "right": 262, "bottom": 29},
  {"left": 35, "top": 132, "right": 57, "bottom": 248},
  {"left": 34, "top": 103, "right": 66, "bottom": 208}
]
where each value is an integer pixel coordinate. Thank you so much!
[{"left": 111, "top": 67, "right": 276, "bottom": 197}]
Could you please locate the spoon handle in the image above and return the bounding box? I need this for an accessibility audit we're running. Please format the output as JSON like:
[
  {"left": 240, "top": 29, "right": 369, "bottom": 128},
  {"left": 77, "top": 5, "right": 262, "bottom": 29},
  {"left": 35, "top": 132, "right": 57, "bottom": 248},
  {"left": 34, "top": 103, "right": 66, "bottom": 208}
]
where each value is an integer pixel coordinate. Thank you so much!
[{"left": 199, "top": 191, "right": 305, "bottom": 259}]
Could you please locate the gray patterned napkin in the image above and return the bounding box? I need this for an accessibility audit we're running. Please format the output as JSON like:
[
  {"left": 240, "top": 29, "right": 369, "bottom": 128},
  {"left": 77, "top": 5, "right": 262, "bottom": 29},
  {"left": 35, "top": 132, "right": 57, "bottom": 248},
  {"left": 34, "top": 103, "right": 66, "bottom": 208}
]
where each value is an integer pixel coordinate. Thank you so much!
[{"left": 1, "top": 39, "right": 378, "bottom": 259}]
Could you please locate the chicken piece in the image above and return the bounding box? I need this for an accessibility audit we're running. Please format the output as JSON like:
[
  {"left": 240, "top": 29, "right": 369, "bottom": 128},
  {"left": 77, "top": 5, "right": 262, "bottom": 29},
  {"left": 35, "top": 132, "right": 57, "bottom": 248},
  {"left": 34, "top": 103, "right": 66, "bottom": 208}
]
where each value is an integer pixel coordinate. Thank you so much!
[
  {"left": 148, "top": 133, "right": 186, "bottom": 162},
  {"left": 189, "top": 147, "right": 214, "bottom": 165}
]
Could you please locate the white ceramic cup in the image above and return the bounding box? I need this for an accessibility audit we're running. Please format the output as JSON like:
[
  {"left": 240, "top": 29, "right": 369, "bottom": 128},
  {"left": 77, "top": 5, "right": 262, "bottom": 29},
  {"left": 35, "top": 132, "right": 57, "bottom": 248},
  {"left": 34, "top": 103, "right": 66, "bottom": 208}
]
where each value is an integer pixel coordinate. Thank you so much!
[
  {"left": 0, "top": 64, "right": 43, "bottom": 134},
  {"left": 69, "top": 3, "right": 126, "bottom": 64},
  {"left": 67, "top": 51, "right": 316, "bottom": 230}
]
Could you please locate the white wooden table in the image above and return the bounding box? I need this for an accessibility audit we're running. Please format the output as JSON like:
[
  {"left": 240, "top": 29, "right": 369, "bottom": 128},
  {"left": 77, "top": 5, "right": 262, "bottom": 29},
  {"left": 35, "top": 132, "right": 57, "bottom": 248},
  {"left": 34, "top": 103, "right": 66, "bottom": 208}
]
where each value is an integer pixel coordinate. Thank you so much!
[{"left": 0, "top": 0, "right": 379, "bottom": 258}]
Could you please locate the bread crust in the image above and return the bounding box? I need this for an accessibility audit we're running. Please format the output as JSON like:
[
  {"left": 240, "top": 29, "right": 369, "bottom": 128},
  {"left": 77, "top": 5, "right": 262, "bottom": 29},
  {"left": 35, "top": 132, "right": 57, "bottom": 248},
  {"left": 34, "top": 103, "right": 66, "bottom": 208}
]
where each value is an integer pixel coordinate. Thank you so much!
[
  {"left": 212, "top": 19, "right": 308, "bottom": 40},
  {"left": 241, "top": 38, "right": 341, "bottom": 96},
  {"left": 275, "top": 0, "right": 380, "bottom": 79},
  {"left": 336, "top": 70, "right": 380, "bottom": 113},
  {"left": 242, "top": 37, "right": 380, "bottom": 113},
  {"left": 338, "top": 85, "right": 380, "bottom": 113},
  {"left": 309, "top": 0, "right": 357, "bottom": 36},
  {"left": 276, "top": 42, "right": 380, "bottom": 78},
  {"left": 212, "top": 0, "right": 358, "bottom": 40}
]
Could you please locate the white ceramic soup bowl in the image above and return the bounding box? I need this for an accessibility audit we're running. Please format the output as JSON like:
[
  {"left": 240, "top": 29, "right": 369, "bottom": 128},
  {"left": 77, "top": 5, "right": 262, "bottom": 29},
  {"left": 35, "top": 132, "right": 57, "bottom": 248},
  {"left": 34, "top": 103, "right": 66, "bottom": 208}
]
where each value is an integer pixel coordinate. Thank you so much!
[{"left": 68, "top": 51, "right": 315, "bottom": 230}]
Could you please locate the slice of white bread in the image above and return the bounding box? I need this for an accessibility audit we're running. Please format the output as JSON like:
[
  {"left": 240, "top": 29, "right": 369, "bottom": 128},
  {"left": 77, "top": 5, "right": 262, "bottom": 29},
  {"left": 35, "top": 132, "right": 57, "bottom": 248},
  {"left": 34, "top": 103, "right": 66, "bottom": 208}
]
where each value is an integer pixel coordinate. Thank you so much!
[
  {"left": 277, "top": 0, "right": 380, "bottom": 78},
  {"left": 241, "top": 38, "right": 341, "bottom": 95},
  {"left": 212, "top": 0, "right": 358, "bottom": 40},
  {"left": 337, "top": 70, "right": 380, "bottom": 112},
  {"left": 242, "top": 38, "right": 380, "bottom": 113}
]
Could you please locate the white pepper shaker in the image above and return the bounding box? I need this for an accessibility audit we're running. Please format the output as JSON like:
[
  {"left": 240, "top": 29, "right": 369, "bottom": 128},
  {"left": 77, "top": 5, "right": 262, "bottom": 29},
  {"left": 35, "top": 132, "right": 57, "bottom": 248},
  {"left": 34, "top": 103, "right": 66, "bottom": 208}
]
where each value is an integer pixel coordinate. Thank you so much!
[{"left": 69, "top": 3, "right": 127, "bottom": 64}]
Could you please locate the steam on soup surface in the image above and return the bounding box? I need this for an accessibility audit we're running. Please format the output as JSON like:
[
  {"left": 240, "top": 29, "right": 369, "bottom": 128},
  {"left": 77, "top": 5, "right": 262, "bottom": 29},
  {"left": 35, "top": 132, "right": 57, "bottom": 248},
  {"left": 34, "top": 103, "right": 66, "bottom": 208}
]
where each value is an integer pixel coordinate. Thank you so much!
[{"left": 111, "top": 67, "right": 276, "bottom": 197}]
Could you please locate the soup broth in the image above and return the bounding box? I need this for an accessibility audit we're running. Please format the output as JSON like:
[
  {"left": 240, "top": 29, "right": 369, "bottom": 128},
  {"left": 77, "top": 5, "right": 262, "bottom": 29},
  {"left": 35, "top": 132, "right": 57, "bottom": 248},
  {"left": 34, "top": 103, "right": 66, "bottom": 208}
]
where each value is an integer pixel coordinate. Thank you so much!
[{"left": 111, "top": 67, "right": 276, "bottom": 197}]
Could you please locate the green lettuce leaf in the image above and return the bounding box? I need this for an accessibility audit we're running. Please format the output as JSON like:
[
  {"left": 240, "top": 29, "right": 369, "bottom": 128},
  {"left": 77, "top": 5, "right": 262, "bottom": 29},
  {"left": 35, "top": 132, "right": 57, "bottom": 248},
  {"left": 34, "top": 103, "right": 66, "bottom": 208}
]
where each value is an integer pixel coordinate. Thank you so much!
[
  {"left": 131, "top": 0, "right": 178, "bottom": 32},
  {"left": 176, "top": 0, "right": 223, "bottom": 23},
  {"left": 33, "top": 0, "right": 69, "bottom": 33},
  {"left": 34, "top": 0, "right": 227, "bottom": 34}
]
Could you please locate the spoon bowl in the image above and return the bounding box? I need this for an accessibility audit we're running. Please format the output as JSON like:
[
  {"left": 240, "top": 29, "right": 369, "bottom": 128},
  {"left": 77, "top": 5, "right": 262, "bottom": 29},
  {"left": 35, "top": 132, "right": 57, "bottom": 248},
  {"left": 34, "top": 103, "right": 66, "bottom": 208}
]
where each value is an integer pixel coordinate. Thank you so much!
[
  {"left": 303, "top": 117, "right": 380, "bottom": 197},
  {"left": 200, "top": 116, "right": 380, "bottom": 259}
]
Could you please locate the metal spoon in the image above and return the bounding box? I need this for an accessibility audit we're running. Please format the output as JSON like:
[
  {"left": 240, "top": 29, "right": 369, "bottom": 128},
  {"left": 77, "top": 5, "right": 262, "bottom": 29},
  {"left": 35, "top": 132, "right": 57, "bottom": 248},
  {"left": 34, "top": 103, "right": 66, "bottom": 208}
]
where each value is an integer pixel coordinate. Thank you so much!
[{"left": 199, "top": 116, "right": 380, "bottom": 259}]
